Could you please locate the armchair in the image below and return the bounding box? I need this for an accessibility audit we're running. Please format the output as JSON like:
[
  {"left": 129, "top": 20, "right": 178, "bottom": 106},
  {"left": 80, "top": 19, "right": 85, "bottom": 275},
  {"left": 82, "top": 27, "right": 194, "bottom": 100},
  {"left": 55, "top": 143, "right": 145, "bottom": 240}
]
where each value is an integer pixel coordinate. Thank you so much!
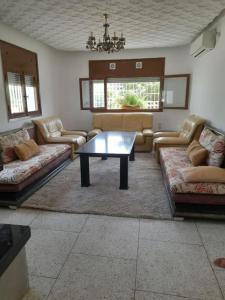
[
  {"left": 33, "top": 116, "right": 87, "bottom": 159},
  {"left": 153, "top": 114, "right": 205, "bottom": 162}
]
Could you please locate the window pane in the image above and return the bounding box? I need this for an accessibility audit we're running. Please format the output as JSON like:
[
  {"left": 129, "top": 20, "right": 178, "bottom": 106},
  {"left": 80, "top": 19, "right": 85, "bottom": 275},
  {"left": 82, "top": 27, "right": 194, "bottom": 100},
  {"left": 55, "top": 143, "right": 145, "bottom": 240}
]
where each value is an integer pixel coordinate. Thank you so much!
[
  {"left": 7, "top": 72, "right": 25, "bottom": 114},
  {"left": 107, "top": 77, "right": 161, "bottom": 110},
  {"left": 92, "top": 80, "right": 105, "bottom": 108},
  {"left": 25, "top": 75, "right": 38, "bottom": 112}
]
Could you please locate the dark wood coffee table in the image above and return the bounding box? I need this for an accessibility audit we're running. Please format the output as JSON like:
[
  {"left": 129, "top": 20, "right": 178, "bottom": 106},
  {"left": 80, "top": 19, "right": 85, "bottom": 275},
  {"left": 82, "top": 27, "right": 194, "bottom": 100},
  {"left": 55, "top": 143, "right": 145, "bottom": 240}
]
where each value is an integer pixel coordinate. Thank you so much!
[{"left": 76, "top": 131, "right": 136, "bottom": 190}]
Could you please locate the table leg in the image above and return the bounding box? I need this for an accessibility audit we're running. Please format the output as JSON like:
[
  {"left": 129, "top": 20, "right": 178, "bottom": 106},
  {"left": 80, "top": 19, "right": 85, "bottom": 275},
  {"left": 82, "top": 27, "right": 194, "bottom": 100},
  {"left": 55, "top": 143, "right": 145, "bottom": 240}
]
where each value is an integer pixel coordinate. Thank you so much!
[
  {"left": 80, "top": 155, "right": 90, "bottom": 187},
  {"left": 120, "top": 156, "right": 128, "bottom": 190},
  {"left": 129, "top": 145, "right": 135, "bottom": 161}
]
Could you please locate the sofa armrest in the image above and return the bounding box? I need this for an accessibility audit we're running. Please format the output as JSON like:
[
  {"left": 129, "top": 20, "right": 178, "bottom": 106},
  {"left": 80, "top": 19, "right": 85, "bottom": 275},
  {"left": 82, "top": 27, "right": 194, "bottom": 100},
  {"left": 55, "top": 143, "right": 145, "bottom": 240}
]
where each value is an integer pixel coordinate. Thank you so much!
[
  {"left": 88, "top": 129, "right": 102, "bottom": 139},
  {"left": 154, "top": 136, "right": 188, "bottom": 145},
  {"left": 61, "top": 130, "right": 87, "bottom": 137},
  {"left": 154, "top": 131, "right": 179, "bottom": 138},
  {"left": 143, "top": 129, "right": 154, "bottom": 137}
]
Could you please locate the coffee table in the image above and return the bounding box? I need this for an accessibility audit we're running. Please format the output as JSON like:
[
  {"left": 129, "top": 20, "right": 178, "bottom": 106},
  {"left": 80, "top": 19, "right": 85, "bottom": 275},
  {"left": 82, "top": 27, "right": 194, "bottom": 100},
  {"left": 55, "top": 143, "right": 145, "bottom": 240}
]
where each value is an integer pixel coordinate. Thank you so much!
[{"left": 76, "top": 131, "right": 136, "bottom": 190}]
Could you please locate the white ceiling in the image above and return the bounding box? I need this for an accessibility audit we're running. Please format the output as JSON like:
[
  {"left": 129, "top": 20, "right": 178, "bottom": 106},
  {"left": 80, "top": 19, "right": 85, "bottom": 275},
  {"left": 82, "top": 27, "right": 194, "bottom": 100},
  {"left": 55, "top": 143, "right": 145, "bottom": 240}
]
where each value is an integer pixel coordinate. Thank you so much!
[{"left": 0, "top": 0, "right": 225, "bottom": 51}]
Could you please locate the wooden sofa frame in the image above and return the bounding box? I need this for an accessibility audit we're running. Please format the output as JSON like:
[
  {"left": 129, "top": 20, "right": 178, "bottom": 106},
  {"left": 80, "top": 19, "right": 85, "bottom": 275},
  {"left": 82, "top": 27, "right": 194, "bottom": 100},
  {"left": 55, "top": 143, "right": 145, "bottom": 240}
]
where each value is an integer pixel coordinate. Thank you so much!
[
  {"left": 0, "top": 127, "right": 71, "bottom": 208},
  {"left": 160, "top": 125, "right": 225, "bottom": 219}
]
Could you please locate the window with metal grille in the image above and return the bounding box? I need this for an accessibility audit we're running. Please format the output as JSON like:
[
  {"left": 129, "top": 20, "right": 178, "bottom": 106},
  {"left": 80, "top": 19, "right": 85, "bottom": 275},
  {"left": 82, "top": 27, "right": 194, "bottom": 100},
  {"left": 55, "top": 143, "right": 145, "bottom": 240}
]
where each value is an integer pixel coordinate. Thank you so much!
[{"left": 0, "top": 40, "right": 42, "bottom": 119}]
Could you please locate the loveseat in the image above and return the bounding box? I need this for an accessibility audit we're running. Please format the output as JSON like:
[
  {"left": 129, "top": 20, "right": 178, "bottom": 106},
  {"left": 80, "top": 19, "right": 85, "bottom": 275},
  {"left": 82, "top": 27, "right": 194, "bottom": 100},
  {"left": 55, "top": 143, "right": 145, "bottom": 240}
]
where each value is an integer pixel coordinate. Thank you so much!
[
  {"left": 160, "top": 126, "right": 225, "bottom": 217},
  {"left": 88, "top": 113, "right": 154, "bottom": 152},
  {"left": 0, "top": 127, "right": 71, "bottom": 207}
]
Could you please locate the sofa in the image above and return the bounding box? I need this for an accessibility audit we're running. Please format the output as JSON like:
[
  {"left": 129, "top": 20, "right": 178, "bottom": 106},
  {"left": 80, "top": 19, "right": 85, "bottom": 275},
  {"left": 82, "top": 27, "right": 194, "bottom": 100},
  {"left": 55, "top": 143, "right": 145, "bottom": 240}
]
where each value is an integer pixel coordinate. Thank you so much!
[
  {"left": 88, "top": 113, "right": 154, "bottom": 152},
  {"left": 160, "top": 126, "right": 225, "bottom": 217},
  {"left": 33, "top": 116, "right": 87, "bottom": 159},
  {"left": 0, "top": 126, "right": 71, "bottom": 207},
  {"left": 154, "top": 114, "right": 205, "bottom": 162}
]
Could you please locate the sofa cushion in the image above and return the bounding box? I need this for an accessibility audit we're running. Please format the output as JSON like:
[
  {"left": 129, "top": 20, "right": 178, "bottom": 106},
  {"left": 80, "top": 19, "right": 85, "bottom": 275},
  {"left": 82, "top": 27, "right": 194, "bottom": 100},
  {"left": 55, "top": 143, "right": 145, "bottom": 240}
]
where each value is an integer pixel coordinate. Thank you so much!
[
  {"left": 0, "top": 144, "right": 70, "bottom": 185},
  {"left": 0, "top": 129, "right": 30, "bottom": 163},
  {"left": 199, "top": 127, "right": 225, "bottom": 167},
  {"left": 15, "top": 139, "right": 40, "bottom": 161},
  {"left": 187, "top": 140, "right": 208, "bottom": 166},
  {"left": 180, "top": 166, "right": 225, "bottom": 183},
  {"left": 160, "top": 147, "right": 225, "bottom": 195}
]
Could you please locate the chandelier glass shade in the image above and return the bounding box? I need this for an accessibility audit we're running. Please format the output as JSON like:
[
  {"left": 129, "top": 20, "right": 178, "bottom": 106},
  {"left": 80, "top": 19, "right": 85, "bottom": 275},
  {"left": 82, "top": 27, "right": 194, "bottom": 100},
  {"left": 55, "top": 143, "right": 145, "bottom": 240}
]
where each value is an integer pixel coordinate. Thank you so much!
[{"left": 86, "top": 14, "right": 125, "bottom": 53}]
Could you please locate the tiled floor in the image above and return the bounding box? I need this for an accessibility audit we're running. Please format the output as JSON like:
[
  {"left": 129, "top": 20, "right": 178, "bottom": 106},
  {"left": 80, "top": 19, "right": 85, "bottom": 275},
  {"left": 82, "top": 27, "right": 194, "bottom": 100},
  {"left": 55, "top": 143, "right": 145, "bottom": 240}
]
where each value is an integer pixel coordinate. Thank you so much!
[{"left": 0, "top": 208, "right": 225, "bottom": 300}]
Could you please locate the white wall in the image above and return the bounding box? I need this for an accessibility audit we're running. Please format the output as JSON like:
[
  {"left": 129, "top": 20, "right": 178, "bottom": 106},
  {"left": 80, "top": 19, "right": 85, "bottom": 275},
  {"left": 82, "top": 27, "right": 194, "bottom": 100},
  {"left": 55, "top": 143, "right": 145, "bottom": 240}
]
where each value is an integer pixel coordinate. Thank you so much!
[
  {"left": 58, "top": 46, "right": 192, "bottom": 131},
  {"left": 0, "top": 23, "right": 193, "bottom": 133},
  {"left": 190, "top": 15, "right": 225, "bottom": 131},
  {"left": 0, "top": 23, "right": 61, "bottom": 132}
]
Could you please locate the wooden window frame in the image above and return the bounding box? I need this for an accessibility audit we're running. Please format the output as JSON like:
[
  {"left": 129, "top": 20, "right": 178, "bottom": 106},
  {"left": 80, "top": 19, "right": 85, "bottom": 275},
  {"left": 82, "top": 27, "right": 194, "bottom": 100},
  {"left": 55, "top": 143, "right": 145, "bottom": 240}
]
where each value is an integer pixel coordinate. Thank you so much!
[
  {"left": 80, "top": 76, "right": 164, "bottom": 113},
  {"left": 0, "top": 40, "right": 42, "bottom": 120}
]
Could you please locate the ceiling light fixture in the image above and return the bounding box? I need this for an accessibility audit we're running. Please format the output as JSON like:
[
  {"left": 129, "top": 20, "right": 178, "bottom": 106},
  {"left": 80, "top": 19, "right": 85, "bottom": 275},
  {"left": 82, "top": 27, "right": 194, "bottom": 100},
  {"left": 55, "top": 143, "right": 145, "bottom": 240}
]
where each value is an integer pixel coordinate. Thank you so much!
[{"left": 86, "top": 14, "right": 125, "bottom": 53}]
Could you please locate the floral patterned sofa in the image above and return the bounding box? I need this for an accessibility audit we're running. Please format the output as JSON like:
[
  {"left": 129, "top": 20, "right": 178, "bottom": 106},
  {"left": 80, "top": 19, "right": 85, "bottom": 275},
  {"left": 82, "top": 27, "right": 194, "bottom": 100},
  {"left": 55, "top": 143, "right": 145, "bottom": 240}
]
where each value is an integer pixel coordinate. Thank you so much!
[
  {"left": 160, "top": 126, "right": 225, "bottom": 217},
  {"left": 0, "top": 127, "right": 71, "bottom": 207}
]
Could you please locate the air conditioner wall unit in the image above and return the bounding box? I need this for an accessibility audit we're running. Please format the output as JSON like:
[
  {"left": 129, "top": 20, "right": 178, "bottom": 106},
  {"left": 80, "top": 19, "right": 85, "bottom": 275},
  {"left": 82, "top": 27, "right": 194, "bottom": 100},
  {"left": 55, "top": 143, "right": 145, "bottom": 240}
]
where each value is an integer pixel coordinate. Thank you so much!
[{"left": 190, "top": 30, "right": 216, "bottom": 58}]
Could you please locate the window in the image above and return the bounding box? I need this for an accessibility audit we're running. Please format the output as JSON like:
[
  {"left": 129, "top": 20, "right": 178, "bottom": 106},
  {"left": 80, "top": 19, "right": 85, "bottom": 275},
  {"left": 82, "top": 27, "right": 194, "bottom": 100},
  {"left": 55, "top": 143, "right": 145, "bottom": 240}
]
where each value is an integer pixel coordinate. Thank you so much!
[
  {"left": 0, "top": 40, "right": 42, "bottom": 119},
  {"left": 80, "top": 58, "right": 165, "bottom": 112},
  {"left": 107, "top": 78, "right": 161, "bottom": 110},
  {"left": 80, "top": 77, "right": 162, "bottom": 111}
]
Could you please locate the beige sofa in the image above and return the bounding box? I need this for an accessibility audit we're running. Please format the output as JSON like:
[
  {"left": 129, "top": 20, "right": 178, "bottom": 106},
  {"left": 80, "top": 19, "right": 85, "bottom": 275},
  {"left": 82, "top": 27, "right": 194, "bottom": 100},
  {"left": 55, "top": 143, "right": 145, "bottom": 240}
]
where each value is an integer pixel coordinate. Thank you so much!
[
  {"left": 33, "top": 116, "right": 87, "bottom": 159},
  {"left": 88, "top": 113, "right": 154, "bottom": 152},
  {"left": 153, "top": 114, "right": 205, "bottom": 162}
]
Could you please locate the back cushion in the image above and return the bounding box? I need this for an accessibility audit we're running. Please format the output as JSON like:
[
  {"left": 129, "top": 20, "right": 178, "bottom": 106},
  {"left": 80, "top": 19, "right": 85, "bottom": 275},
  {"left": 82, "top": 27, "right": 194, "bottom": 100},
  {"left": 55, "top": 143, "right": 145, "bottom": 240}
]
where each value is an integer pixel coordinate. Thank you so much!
[
  {"left": 93, "top": 114, "right": 123, "bottom": 131},
  {"left": 199, "top": 128, "right": 225, "bottom": 167},
  {"left": 122, "top": 113, "right": 152, "bottom": 131},
  {"left": 0, "top": 129, "right": 30, "bottom": 163},
  {"left": 46, "top": 119, "right": 63, "bottom": 138}
]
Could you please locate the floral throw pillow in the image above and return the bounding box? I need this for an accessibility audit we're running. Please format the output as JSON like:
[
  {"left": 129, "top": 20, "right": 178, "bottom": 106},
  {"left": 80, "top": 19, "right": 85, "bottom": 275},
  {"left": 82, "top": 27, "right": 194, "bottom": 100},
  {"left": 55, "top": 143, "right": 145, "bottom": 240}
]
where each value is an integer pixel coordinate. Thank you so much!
[
  {"left": 199, "top": 128, "right": 225, "bottom": 167},
  {"left": 0, "top": 129, "right": 30, "bottom": 163}
]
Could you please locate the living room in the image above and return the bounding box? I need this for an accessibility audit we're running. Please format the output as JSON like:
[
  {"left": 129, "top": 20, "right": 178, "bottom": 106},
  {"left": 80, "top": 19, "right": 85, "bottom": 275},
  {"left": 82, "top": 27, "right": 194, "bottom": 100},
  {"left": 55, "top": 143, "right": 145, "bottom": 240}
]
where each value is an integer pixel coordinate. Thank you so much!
[{"left": 0, "top": 1, "right": 225, "bottom": 300}]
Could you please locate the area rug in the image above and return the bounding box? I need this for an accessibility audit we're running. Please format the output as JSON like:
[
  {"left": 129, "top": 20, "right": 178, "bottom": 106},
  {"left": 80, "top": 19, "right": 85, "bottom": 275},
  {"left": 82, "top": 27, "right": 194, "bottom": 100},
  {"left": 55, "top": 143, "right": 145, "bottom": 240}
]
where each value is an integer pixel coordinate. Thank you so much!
[{"left": 22, "top": 153, "right": 172, "bottom": 219}]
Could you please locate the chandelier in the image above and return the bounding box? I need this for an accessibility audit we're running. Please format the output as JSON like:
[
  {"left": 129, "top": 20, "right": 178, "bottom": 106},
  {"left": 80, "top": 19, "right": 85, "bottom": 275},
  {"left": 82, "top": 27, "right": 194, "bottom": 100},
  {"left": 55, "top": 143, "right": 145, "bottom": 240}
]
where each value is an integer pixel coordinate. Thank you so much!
[{"left": 86, "top": 14, "right": 125, "bottom": 53}]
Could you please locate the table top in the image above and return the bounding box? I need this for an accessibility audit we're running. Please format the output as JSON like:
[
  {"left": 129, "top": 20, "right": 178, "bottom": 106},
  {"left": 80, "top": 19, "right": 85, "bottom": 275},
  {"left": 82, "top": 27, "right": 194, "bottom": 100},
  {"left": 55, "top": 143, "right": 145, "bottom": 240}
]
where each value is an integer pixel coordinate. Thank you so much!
[
  {"left": 0, "top": 224, "right": 31, "bottom": 277},
  {"left": 76, "top": 131, "right": 136, "bottom": 156}
]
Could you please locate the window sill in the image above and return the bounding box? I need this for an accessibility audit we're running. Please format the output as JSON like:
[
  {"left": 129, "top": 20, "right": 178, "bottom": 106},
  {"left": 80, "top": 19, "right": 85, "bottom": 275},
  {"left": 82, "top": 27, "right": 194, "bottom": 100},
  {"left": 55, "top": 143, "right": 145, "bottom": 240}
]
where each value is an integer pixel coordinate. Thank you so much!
[{"left": 90, "top": 108, "right": 163, "bottom": 113}]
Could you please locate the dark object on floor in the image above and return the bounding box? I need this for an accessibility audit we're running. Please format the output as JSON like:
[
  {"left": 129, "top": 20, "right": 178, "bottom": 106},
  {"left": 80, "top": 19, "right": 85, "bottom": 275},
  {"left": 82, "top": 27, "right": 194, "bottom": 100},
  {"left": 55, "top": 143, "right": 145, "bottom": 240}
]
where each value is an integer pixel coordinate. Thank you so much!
[{"left": 214, "top": 258, "right": 225, "bottom": 269}]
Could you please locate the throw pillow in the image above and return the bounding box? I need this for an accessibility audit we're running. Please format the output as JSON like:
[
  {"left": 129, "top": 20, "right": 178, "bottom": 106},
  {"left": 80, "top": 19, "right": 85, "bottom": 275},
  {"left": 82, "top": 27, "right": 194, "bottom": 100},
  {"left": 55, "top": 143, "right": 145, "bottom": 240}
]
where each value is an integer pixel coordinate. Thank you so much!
[
  {"left": 186, "top": 140, "right": 208, "bottom": 166},
  {"left": 0, "top": 129, "right": 30, "bottom": 163},
  {"left": 180, "top": 166, "right": 225, "bottom": 183},
  {"left": 199, "top": 127, "right": 225, "bottom": 167},
  {"left": 14, "top": 139, "right": 40, "bottom": 161}
]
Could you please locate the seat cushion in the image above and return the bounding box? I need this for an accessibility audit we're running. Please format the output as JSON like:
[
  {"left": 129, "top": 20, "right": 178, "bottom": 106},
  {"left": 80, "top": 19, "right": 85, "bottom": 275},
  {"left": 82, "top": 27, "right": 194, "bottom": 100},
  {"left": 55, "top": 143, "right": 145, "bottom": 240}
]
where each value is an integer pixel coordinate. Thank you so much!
[
  {"left": 160, "top": 147, "right": 225, "bottom": 195},
  {"left": 0, "top": 144, "right": 70, "bottom": 185}
]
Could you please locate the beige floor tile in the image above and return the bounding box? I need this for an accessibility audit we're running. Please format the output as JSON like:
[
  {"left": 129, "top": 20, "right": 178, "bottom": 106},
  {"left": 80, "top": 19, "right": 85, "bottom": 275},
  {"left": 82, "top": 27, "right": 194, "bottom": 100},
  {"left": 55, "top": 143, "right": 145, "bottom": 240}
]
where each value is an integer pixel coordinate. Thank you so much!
[
  {"left": 137, "top": 239, "right": 223, "bottom": 300},
  {"left": 0, "top": 208, "right": 39, "bottom": 225},
  {"left": 31, "top": 211, "right": 87, "bottom": 232},
  {"left": 203, "top": 241, "right": 225, "bottom": 271},
  {"left": 140, "top": 220, "right": 201, "bottom": 244},
  {"left": 26, "top": 229, "right": 78, "bottom": 277},
  {"left": 215, "top": 271, "right": 225, "bottom": 299},
  {"left": 72, "top": 216, "right": 139, "bottom": 259},
  {"left": 23, "top": 275, "right": 55, "bottom": 300},
  {"left": 197, "top": 222, "right": 225, "bottom": 244},
  {"left": 48, "top": 280, "right": 134, "bottom": 300},
  {"left": 135, "top": 291, "right": 195, "bottom": 300},
  {"left": 59, "top": 253, "right": 136, "bottom": 292}
]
